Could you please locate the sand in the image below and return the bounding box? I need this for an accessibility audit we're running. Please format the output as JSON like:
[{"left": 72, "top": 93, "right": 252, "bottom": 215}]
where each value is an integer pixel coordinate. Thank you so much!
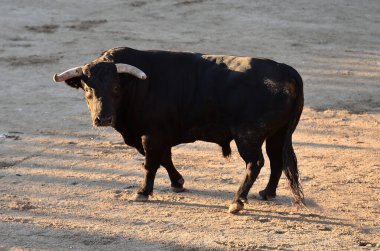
[{"left": 0, "top": 0, "right": 379, "bottom": 250}]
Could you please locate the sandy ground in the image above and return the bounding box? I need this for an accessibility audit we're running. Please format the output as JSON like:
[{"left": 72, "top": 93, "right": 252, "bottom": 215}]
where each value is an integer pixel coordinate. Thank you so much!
[{"left": 0, "top": 0, "right": 379, "bottom": 250}]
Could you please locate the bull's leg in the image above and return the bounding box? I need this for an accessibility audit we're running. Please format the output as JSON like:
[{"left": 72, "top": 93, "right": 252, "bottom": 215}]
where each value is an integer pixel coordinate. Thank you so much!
[
  {"left": 259, "top": 128, "right": 286, "bottom": 200},
  {"left": 161, "top": 149, "right": 185, "bottom": 193},
  {"left": 228, "top": 137, "right": 264, "bottom": 214},
  {"left": 134, "top": 135, "right": 164, "bottom": 201}
]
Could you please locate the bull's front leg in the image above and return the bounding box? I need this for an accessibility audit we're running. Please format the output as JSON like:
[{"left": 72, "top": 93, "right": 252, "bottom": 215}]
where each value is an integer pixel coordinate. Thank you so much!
[{"left": 134, "top": 135, "right": 165, "bottom": 201}]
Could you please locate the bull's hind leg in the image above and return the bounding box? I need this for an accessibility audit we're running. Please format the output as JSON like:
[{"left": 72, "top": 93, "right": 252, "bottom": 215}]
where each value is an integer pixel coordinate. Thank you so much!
[
  {"left": 228, "top": 134, "right": 265, "bottom": 214},
  {"left": 259, "top": 127, "right": 286, "bottom": 200},
  {"left": 161, "top": 149, "right": 185, "bottom": 193}
]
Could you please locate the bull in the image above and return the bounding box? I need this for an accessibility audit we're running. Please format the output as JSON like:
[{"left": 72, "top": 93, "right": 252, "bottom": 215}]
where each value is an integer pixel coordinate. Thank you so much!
[{"left": 53, "top": 47, "right": 304, "bottom": 213}]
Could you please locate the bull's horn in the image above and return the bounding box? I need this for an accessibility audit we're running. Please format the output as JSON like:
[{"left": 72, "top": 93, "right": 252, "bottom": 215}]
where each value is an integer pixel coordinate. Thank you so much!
[
  {"left": 116, "top": 64, "right": 147, "bottom": 80},
  {"left": 53, "top": 67, "right": 83, "bottom": 82}
]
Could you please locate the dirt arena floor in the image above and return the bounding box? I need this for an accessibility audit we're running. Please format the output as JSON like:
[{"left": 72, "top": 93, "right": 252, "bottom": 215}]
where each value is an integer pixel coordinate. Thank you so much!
[{"left": 0, "top": 0, "right": 379, "bottom": 250}]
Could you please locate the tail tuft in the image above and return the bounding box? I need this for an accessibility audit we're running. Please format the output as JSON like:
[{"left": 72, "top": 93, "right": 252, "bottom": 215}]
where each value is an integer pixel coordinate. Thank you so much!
[{"left": 221, "top": 143, "right": 231, "bottom": 158}]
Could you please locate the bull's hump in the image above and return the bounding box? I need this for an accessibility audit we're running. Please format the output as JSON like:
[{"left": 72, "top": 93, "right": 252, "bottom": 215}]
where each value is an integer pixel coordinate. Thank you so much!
[{"left": 201, "top": 54, "right": 252, "bottom": 72}]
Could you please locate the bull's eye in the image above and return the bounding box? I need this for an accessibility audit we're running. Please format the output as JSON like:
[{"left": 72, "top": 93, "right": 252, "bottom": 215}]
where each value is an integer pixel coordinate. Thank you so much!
[
  {"left": 84, "top": 87, "right": 93, "bottom": 99},
  {"left": 85, "top": 93, "right": 93, "bottom": 99}
]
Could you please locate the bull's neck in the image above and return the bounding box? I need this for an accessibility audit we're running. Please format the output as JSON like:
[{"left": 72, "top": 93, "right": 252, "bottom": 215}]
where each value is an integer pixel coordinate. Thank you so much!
[{"left": 113, "top": 78, "right": 145, "bottom": 138}]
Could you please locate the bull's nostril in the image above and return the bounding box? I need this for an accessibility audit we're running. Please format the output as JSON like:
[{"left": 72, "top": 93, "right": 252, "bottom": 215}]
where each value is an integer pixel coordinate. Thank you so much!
[
  {"left": 95, "top": 117, "right": 101, "bottom": 125},
  {"left": 95, "top": 116, "right": 112, "bottom": 126}
]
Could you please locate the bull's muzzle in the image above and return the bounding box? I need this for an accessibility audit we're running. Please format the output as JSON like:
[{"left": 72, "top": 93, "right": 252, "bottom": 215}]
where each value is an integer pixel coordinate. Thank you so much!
[{"left": 94, "top": 116, "right": 113, "bottom": 127}]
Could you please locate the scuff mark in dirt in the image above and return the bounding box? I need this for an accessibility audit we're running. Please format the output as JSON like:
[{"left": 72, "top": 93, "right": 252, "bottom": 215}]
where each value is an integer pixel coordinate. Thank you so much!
[
  {"left": 0, "top": 154, "right": 40, "bottom": 169},
  {"left": 5, "top": 43, "right": 32, "bottom": 48},
  {"left": 129, "top": 1, "right": 147, "bottom": 7},
  {"left": 0, "top": 162, "right": 16, "bottom": 169},
  {"left": 8, "top": 200, "right": 36, "bottom": 211},
  {"left": 25, "top": 24, "right": 59, "bottom": 34},
  {"left": 82, "top": 236, "right": 119, "bottom": 246},
  {"left": 0, "top": 134, "right": 21, "bottom": 141},
  {"left": 66, "top": 20, "right": 107, "bottom": 31},
  {"left": 174, "top": 0, "right": 207, "bottom": 6},
  {"left": 6, "top": 36, "right": 29, "bottom": 42}
]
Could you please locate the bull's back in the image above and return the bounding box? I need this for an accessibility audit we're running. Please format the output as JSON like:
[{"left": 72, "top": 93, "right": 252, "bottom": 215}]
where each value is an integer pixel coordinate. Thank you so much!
[{"left": 195, "top": 55, "right": 299, "bottom": 124}]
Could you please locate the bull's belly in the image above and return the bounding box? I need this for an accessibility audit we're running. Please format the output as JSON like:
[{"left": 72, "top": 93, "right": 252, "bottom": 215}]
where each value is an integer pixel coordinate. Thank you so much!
[{"left": 182, "top": 124, "right": 232, "bottom": 145}]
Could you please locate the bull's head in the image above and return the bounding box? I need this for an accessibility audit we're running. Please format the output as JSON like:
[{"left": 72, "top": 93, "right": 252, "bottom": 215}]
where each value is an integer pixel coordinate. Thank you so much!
[{"left": 53, "top": 62, "right": 146, "bottom": 127}]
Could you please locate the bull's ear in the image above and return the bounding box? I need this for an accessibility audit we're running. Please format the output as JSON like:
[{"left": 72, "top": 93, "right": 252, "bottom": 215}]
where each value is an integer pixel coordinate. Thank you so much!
[{"left": 64, "top": 77, "right": 82, "bottom": 89}]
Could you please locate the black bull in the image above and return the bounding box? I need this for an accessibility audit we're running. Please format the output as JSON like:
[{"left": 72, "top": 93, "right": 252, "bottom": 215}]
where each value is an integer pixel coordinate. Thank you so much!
[{"left": 53, "top": 47, "right": 304, "bottom": 213}]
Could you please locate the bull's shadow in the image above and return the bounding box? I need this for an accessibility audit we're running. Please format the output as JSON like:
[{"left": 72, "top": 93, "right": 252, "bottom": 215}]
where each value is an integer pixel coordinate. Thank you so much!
[{"left": 154, "top": 197, "right": 351, "bottom": 227}]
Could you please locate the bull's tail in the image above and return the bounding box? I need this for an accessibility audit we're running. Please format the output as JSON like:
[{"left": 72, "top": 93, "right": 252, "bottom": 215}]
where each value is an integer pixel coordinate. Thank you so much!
[{"left": 283, "top": 67, "right": 305, "bottom": 205}]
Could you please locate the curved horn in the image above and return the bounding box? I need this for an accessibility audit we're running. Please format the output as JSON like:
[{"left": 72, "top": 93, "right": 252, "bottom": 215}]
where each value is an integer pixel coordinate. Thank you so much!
[
  {"left": 116, "top": 64, "right": 147, "bottom": 80},
  {"left": 53, "top": 67, "right": 83, "bottom": 82}
]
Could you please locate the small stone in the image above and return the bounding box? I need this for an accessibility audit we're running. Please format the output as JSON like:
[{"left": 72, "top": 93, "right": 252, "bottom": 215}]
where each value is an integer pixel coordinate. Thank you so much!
[
  {"left": 305, "top": 213, "right": 320, "bottom": 218},
  {"left": 257, "top": 217, "right": 270, "bottom": 223},
  {"left": 358, "top": 241, "right": 369, "bottom": 247},
  {"left": 123, "top": 185, "right": 136, "bottom": 189},
  {"left": 318, "top": 226, "right": 332, "bottom": 231}
]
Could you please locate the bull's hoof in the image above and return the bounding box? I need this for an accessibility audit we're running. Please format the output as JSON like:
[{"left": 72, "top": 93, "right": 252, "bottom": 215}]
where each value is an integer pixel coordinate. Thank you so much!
[
  {"left": 170, "top": 186, "right": 186, "bottom": 193},
  {"left": 170, "top": 178, "right": 185, "bottom": 193},
  {"left": 133, "top": 193, "right": 149, "bottom": 202},
  {"left": 228, "top": 200, "right": 244, "bottom": 214},
  {"left": 259, "top": 189, "right": 276, "bottom": 200}
]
